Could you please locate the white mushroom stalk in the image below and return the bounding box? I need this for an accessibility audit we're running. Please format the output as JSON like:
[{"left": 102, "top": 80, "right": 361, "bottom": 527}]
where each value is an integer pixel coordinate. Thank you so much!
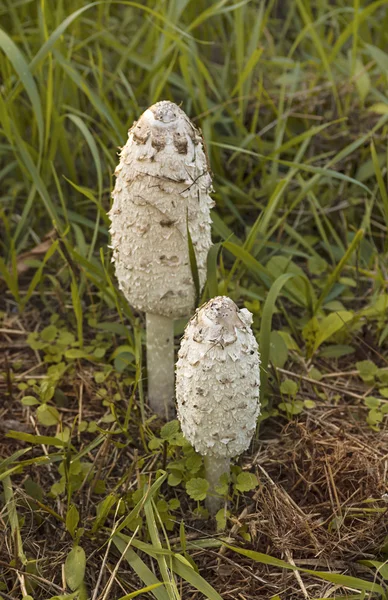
[
  {"left": 110, "top": 101, "right": 214, "bottom": 418},
  {"left": 176, "top": 296, "right": 261, "bottom": 515}
]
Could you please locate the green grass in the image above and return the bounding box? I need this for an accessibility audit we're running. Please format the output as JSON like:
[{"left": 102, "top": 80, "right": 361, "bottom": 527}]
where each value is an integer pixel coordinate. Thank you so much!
[{"left": 1, "top": 0, "right": 388, "bottom": 598}]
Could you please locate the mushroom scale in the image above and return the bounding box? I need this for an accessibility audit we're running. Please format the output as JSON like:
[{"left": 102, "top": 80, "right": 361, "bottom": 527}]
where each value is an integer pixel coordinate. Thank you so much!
[
  {"left": 176, "top": 296, "right": 261, "bottom": 459},
  {"left": 109, "top": 101, "right": 214, "bottom": 319}
]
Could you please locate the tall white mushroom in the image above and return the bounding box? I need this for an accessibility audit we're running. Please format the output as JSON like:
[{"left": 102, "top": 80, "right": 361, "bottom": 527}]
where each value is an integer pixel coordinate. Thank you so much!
[
  {"left": 109, "top": 101, "right": 214, "bottom": 418},
  {"left": 176, "top": 296, "right": 261, "bottom": 515}
]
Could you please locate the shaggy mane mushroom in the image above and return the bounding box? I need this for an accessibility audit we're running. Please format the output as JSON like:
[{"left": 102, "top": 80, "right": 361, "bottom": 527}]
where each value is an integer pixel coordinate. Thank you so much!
[
  {"left": 176, "top": 296, "right": 261, "bottom": 515},
  {"left": 110, "top": 101, "right": 214, "bottom": 418}
]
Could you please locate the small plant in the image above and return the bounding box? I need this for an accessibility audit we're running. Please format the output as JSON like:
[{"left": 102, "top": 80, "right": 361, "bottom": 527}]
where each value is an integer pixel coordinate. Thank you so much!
[
  {"left": 110, "top": 101, "right": 214, "bottom": 418},
  {"left": 149, "top": 419, "right": 259, "bottom": 529},
  {"left": 176, "top": 296, "right": 261, "bottom": 515}
]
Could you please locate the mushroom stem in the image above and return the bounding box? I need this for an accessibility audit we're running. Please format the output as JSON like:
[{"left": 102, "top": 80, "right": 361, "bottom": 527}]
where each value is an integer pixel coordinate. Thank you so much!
[
  {"left": 204, "top": 455, "right": 230, "bottom": 516},
  {"left": 146, "top": 313, "right": 174, "bottom": 419}
]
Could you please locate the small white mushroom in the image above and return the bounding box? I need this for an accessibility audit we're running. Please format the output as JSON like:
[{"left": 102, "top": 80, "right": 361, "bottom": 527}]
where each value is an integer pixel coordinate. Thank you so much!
[
  {"left": 110, "top": 101, "right": 214, "bottom": 418},
  {"left": 176, "top": 296, "right": 261, "bottom": 515}
]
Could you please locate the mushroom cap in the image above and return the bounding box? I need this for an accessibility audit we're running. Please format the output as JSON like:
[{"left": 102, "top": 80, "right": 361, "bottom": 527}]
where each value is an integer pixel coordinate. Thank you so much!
[
  {"left": 109, "top": 101, "right": 214, "bottom": 319},
  {"left": 176, "top": 296, "right": 261, "bottom": 458}
]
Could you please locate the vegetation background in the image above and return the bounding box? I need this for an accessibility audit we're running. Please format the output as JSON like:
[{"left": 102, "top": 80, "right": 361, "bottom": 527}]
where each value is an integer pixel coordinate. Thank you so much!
[{"left": 1, "top": 0, "right": 388, "bottom": 598}]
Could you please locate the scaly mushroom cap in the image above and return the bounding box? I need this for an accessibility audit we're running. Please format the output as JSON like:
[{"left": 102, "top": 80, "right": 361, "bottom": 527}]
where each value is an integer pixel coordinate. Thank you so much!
[
  {"left": 176, "top": 296, "right": 261, "bottom": 458},
  {"left": 109, "top": 101, "right": 214, "bottom": 319}
]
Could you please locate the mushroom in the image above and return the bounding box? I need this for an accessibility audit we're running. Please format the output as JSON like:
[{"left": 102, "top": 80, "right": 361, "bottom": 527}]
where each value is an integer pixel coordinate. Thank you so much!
[
  {"left": 109, "top": 101, "right": 214, "bottom": 418},
  {"left": 176, "top": 296, "right": 261, "bottom": 515}
]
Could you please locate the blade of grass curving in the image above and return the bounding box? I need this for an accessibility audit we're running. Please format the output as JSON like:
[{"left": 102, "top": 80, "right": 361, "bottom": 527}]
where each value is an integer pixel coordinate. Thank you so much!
[
  {"left": 171, "top": 555, "right": 224, "bottom": 600},
  {"left": 187, "top": 0, "right": 251, "bottom": 32},
  {"left": 295, "top": 0, "right": 341, "bottom": 114},
  {"left": 223, "top": 241, "right": 272, "bottom": 286},
  {"left": 0, "top": 466, "right": 24, "bottom": 482},
  {"left": 245, "top": 179, "right": 288, "bottom": 254},
  {"left": 21, "top": 239, "right": 59, "bottom": 309},
  {"left": 6, "top": 431, "right": 67, "bottom": 446},
  {"left": 329, "top": 0, "right": 387, "bottom": 63},
  {"left": 207, "top": 243, "right": 222, "bottom": 298},
  {"left": 231, "top": 47, "right": 263, "bottom": 97},
  {"left": 371, "top": 140, "right": 388, "bottom": 227},
  {"left": 29, "top": 2, "right": 101, "bottom": 70},
  {"left": 3, "top": 475, "right": 27, "bottom": 565},
  {"left": 63, "top": 178, "right": 109, "bottom": 226},
  {"left": 13, "top": 185, "right": 37, "bottom": 247},
  {"left": 144, "top": 502, "right": 177, "bottom": 600},
  {"left": 211, "top": 212, "right": 242, "bottom": 245},
  {"left": 113, "top": 537, "right": 169, "bottom": 600},
  {"left": 0, "top": 256, "right": 19, "bottom": 302},
  {"left": 187, "top": 216, "right": 200, "bottom": 308},
  {"left": 267, "top": 118, "right": 346, "bottom": 159},
  {"left": 12, "top": 129, "right": 61, "bottom": 226},
  {"left": 0, "top": 447, "right": 32, "bottom": 472},
  {"left": 115, "top": 532, "right": 223, "bottom": 600},
  {"left": 0, "top": 28, "right": 44, "bottom": 152},
  {"left": 223, "top": 543, "right": 386, "bottom": 595},
  {"left": 113, "top": 473, "right": 167, "bottom": 536},
  {"left": 117, "top": 584, "right": 164, "bottom": 600},
  {"left": 260, "top": 273, "right": 306, "bottom": 394},
  {"left": 211, "top": 142, "right": 372, "bottom": 195},
  {"left": 315, "top": 229, "right": 364, "bottom": 313},
  {"left": 66, "top": 114, "right": 103, "bottom": 200},
  {"left": 71, "top": 276, "right": 83, "bottom": 348},
  {"left": 53, "top": 50, "right": 121, "bottom": 139}
]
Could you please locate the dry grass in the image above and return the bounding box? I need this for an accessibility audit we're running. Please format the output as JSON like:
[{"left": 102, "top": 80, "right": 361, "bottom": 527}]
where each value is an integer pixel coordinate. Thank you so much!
[{"left": 1, "top": 307, "right": 388, "bottom": 599}]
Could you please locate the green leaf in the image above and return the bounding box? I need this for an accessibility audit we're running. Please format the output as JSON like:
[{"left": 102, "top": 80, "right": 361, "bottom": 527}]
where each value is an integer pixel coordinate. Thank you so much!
[
  {"left": 215, "top": 508, "right": 229, "bottom": 532},
  {"left": 186, "top": 478, "right": 209, "bottom": 501},
  {"left": 167, "top": 472, "right": 182, "bottom": 487},
  {"left": 235, "top": 472, "right": 258, "bottom": 492},
  {"left": 185, "top": 454, "right": 202, "bottom": 474},
  {"left": 214, "top": 473, "right": 229, "bottom": 496},
  {"left": 65, "top": 349, "right": 89, "bottom": 360},
  {"left": 41, "top": 325, "right": 58, "bottom": 342},
  {"left": 64, "top": 546, "right": 86, "bottom": 591},
  {"left": 111, "top": 345, "right": 135, "bottom": 373},
  {"left": 160, "top": 420, "right": 180, "bottom": 441},
  {"left": 6, "top": 431, "right": 66, "bottom": 446},
  {"left": 92, "top": 494, "right": 117, "bottom": 532},
  {"left": 356, "top": 360, "right": 378, "bottom": 383},
  {"left": 280, "top": 379, "right": 298, "bottom": 397},
  {"left": 24, "top": 477, "right": 44, "bottom": 501},
  {"left": 21, "top": 396, "right": 40, "bottom": 406},
  {"left": 51, "top": 479, "right": 66, "bottom": 497},
  {"left": 367, "top": 408, "right": 383, "bottom": 426},
  {"left": 66, "top": 505, "right": 80, "bottom": 538},
  {"left": 304, "top": 400, "right": 316, "bottom": 409},
  {"left": 36, "top": 404, "right": 60, "bottom": 426},
  {"left": 319, "top": 344, "right": 355, "bottom": 358}
]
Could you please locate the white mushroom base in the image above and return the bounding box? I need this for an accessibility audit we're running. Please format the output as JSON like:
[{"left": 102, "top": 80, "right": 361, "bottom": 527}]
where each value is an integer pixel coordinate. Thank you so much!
[
  {"left": 204, "top": 455, "right": 230, "bottom": 516},
  {"left": 146, "top": 313, "right": 174, "bottom": 419}
]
